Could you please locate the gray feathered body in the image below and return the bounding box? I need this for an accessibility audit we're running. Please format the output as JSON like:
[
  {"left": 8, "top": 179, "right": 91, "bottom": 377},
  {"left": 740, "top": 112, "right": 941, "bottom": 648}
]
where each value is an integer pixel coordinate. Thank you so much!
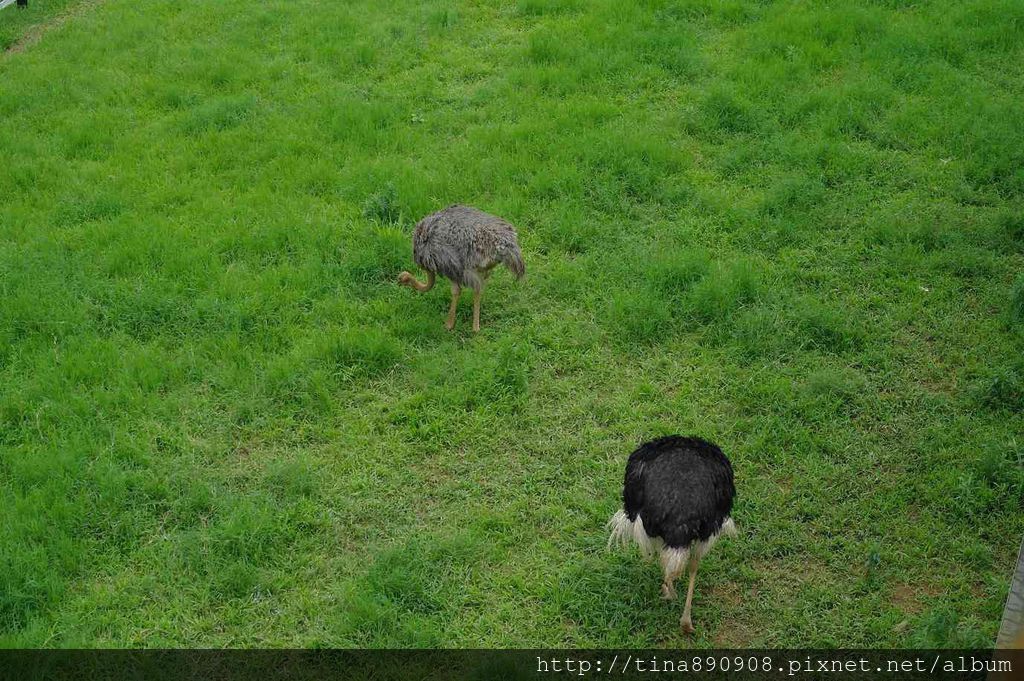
[{"left": 412, "top": 205, "right": 525, "bottom": 290}]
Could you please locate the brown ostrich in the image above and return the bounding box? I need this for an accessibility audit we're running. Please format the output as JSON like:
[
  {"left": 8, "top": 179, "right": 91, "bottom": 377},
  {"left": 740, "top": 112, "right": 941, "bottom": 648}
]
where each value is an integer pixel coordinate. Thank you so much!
[{"left": 398, "top": 205, "right": 524, "bottom": 332}]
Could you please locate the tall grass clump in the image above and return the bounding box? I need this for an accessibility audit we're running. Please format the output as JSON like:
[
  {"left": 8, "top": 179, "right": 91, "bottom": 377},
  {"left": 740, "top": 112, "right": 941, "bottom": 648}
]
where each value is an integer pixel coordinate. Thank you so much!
[
  {"left": 455, "top": 339, "right": 530, "bottom": 409},
  {"left": 975, "top": 365, "right": 1024, "bottom": 413},
  {"left": 606, "top": 287, "right": 675, "bottom": 345},
  {"left": 648, "top": 250, "right": 711, "bottom": 295},
  {"left": 517, "top": 0, "right": 579, "bottom": 16},
  {"left": 791, "top": 297, "right": 864, "bottom": 353},
  {"left": 362, "top": 184, "right": 404, "bottom": 225},
  {"left": 321, "top": 329, "right": 403, "bottom": 379},
  {"left": 687, "top": 259, "right": 764, "bottom": 323}
]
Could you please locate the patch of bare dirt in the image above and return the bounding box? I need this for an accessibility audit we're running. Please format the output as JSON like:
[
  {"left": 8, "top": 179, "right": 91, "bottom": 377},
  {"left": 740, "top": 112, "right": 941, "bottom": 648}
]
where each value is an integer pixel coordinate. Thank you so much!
[{"left": 891, "top": 582, "right": 942, "bottom": 616}]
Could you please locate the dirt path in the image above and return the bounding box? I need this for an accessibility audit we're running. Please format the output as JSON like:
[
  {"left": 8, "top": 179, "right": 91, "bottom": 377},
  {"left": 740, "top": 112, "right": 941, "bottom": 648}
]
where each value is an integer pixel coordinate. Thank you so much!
[{"left": 4, "top": 0, "right": 102, "bottom": 56}]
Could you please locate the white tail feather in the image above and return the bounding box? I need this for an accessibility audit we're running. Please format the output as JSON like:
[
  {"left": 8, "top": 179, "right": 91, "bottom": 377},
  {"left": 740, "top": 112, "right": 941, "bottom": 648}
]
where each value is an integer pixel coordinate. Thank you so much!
[
  {"left": 608, "top": 511, "right": 737, "bottom": 562},
  {"left": 606, "top": 510, "right": 657, "bottom": 557}
]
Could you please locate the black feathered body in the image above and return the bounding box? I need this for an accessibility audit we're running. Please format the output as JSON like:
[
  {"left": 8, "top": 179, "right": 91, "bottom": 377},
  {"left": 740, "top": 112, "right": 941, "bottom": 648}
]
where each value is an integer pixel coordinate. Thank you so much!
[
  {"left": 609, "top": 436, "right": 735, "bottom": 568},
  {"left": 412, "top": 205, "right": 525, "bottom": 290},
  {"left": 624, "top": 436, "right": 734, "bottom": 548}
]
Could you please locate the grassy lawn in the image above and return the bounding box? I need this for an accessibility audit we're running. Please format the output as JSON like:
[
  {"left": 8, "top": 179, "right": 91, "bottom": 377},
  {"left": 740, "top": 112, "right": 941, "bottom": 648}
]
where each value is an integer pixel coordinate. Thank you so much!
[{"left": 2, "top": 0, "right": 1023, "bottom": 648}]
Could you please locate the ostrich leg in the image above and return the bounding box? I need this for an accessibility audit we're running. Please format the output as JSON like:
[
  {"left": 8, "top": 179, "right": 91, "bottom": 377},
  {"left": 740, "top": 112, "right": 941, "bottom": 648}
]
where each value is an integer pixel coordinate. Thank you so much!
[
  {"left": 472, "top": 287, "right": 483, "bottom": 332},
  {"left": 660, "top": 551, "right": 685, "bottom": 601},
  {"left": 681, "top": 553, "right": 700, "bottom": 634},
  {"left": 446, "top": 282, "right": 461, "bottom": 331}
]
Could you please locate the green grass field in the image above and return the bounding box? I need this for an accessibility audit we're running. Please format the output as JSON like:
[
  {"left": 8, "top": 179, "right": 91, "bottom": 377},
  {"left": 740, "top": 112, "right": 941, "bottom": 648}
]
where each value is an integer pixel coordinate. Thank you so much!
[{"left": 2, "top": 0, "right": 1023, "bottom": 648}]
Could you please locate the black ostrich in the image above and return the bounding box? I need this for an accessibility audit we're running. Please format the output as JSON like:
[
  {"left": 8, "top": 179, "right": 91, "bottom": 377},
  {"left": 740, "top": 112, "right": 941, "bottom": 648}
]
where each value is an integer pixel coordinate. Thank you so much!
[{"left": 608, "top": 435, "right": 736, "bottom": 634}]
